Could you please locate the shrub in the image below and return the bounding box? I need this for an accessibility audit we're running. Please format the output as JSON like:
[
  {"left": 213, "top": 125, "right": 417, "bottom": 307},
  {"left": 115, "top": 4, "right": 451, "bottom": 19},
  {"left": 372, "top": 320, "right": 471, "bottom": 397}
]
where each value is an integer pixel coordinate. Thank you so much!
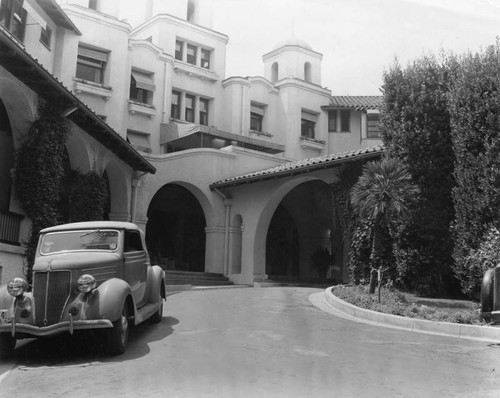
[
  {"left": 448, "top": 41, "right": 500, "bottom": 296},
  {"left": 462, "top": 226, "right": 500, "bottom": 299},
  {"left": 380, "top": 55, "right": 456, "bottom": 294}
]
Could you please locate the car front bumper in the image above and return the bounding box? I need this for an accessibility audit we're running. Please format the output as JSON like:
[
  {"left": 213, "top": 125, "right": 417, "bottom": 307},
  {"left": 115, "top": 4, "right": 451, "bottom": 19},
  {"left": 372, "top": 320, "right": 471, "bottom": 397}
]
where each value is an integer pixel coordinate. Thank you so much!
[{"left": 0, "top": 318, "right": 113, "bottom": 338}]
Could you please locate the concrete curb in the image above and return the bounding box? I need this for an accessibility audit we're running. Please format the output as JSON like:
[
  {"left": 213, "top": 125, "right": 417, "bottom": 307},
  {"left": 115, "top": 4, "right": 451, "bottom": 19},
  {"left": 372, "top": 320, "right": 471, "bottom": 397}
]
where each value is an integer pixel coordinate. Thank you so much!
[{"left": 320, "top": 287, "right": 500, "bottom": 343}]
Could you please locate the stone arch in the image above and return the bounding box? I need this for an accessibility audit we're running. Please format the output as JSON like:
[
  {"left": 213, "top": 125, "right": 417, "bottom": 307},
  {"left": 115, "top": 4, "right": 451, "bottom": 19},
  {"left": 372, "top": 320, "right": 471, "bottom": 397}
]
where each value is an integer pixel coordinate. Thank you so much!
[
  {"left": 0, "top": 76, "right": 36, "bottom": 150},
  {"left": 271, "top": 62, "right": 279, "bottom": 83},
  {"left": 103, "top": 158, "right": 130, "bottom": 222},
  {"left": 66, "top": 129, "right": 92, "bottom": 173},
  {"left": 0, "top": 99, "right": 14, "bottom": 211},
  {"left": 253, "top": 176, "right": 333, "bottom": 278},
  {"left": 146, "top": 182, "right": 213, "bottom": 271}
]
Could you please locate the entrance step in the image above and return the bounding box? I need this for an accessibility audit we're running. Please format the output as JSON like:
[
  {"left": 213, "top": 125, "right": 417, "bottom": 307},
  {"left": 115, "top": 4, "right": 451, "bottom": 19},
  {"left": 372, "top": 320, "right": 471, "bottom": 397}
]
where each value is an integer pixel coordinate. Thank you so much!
[
  {"left": 254, "top": 275, "right": 337, "bottom": 288},
  {"left": 165, "top": 270, "right": 234, "bottom": 291}
]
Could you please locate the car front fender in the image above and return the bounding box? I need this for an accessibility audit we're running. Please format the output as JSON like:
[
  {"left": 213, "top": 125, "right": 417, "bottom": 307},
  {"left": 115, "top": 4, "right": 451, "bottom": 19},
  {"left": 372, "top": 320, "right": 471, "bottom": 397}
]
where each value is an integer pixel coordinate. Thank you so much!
[{"left": 0, "top": 285, "right": 15, "bottom": 311}]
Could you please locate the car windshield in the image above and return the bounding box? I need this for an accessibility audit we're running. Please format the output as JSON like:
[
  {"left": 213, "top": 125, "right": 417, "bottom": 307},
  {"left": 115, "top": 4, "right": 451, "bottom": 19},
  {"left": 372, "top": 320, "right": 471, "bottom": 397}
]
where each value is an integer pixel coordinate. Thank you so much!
[{"left": 40, "top": 229, "right": 120, "bottom": 254}]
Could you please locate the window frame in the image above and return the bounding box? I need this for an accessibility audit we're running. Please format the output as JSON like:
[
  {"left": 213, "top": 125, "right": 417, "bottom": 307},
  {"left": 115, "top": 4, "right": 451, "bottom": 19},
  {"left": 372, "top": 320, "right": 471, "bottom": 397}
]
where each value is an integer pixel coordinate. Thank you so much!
[
  {"left": 129, "top": 70, "right": 155, "bottom": 106},
  {"left": 0, "top": 0, "right": 27, "bottom": 42},
  {"left": 199, "top": 98, "right": 209, "bottom": 126},
  {"left": 40, "top": 25, "right": 52, "bottom": 48},
  {"left": 328, "top": 110, "right": 337, "bottom": 132},
  {"left": 186, "top": 44, "right": 197, "bottom": 65},
  {"left": 175, "top": 40, "right": 183, "bottom": 61},
  {"left": 340, "top": 110, "right": 350, "bottom": 132},
  {"left": 366, "top": 112, "right": 380, "bottom": 138},
  {"left": 185, "top": 94, "right": 195, "bottom": 122},
  {"left": 301, "top": 110, "right": 317, "bottom": 139},
  {"left": 200, "top": 48, "right": 211, "bottom": 69},
  {"left": 76, "top": 45, "right": 108, "bottom": 84},
  {"left": 171, "top": 90, "right": 181, "bottom": 120}
]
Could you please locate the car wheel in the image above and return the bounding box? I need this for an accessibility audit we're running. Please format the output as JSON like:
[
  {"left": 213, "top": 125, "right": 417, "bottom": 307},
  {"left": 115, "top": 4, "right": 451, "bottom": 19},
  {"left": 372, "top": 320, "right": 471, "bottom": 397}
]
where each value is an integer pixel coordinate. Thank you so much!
[
  {"left": 0, "top": 333, "right": 16, "bottom": 359},
  {"left": 150, "top": 293, "right": 163, "bottom": 324},
  {"left": 106, "top": 305, "right": 129, "bottom": 355}
]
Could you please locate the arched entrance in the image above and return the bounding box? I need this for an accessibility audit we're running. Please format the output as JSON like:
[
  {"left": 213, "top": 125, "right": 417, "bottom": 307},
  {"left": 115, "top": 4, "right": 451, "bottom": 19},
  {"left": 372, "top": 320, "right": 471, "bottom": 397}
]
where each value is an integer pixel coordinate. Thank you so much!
[
  {"left": 266, "top": 180, "right": 334, "bottom": 281},
  {"left": 0, "top": 99, "right": 14, "bottom": 211},
  {"left": 146, "top": 183, "right": 206, "bottom": 272}
]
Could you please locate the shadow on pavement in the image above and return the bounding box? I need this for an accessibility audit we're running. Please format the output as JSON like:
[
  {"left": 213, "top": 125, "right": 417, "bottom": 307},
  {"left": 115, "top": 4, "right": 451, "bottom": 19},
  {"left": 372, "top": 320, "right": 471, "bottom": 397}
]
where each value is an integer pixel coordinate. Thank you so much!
[{"left": 11, "top": 316, "right": 179, "bottom": 367}]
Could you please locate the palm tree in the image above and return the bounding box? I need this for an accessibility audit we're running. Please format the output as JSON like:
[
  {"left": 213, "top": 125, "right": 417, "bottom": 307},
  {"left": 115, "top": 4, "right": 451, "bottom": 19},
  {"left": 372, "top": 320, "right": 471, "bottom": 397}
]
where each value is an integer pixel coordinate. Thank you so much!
[{"left": 350, "top": 157, "right": 419, "bottom": 294}]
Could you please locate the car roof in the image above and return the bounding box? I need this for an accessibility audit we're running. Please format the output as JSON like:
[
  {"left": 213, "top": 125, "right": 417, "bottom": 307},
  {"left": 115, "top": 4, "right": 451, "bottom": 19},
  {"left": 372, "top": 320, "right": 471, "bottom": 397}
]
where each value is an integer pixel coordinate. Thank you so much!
[{"left": 41, "top": 221, "right": 141, "bottom": 233}]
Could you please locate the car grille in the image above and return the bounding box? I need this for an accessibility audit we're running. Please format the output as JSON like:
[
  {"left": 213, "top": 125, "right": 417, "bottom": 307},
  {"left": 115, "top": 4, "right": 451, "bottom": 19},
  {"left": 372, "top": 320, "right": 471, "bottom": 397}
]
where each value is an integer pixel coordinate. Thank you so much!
[{"left": 33, "top": 271, "right": 71, "bottom": 327}]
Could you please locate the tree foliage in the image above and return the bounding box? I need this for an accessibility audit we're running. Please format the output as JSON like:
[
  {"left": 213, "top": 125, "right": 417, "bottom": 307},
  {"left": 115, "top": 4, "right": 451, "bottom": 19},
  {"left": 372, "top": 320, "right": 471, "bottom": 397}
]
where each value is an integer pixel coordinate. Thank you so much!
[
  {"left": 350, "top": 158, "right": 419, "bottom": 293},
  {"left": 448, "top": 42, "right": 500, "bottom": 296},
  {"left": 380, "top": 54, "right": 458, "bottom": 294}
]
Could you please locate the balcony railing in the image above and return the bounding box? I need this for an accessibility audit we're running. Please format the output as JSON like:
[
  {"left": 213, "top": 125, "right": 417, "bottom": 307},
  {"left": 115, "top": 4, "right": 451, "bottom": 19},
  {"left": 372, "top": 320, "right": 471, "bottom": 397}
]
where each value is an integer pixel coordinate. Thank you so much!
[{"left": 0, "top": 210, "right": 24, "bottom": 246}]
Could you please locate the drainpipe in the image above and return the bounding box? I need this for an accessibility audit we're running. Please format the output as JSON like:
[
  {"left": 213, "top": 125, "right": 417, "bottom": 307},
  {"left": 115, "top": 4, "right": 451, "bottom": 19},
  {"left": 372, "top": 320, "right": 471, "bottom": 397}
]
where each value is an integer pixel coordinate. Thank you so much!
[
  {"left": 130, "top": 171, "right": 147, "bottom": 223},
  {"left": 214, "top": 188, "right": 232, "bottom": 276}
]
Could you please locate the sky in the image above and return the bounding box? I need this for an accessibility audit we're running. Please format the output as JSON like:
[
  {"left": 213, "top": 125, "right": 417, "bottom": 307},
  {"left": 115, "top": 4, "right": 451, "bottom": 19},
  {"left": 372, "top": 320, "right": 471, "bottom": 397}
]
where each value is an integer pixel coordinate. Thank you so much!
[{"left": 211, "top": 0, "right": 500, "bottom": 95}]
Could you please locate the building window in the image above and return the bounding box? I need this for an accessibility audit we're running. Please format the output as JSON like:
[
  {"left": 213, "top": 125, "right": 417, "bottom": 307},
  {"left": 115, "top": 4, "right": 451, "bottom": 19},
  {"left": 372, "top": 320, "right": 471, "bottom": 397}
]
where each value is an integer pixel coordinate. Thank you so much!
[
  {"left": 76, "top": 45, "right": 108, "bottom": 84},
  {"left": 40, "top": 26, "right": 52, "bottom": 48},
  {"left": 328, "top": 110, "right": 337, "bottom": 132},
  {"left": 301, "top": 111, "right": 316, "bottom": 139},
  {"left": 200, "top": 48, "right": 210, "bottom": 69},
  {"left": 171, "top": 90, "right": 181, "bottom": 119},
  {"left": 127, "top": 130, "right": 151, "bottom": 153},
  {"left": 340, "top": 110, "right": 350, "bottom": 132},
  {"left": 0, "top": 0, "right": 27, "bottom": 42},
  {"left": 130, "top": 70, "right": 155, "bottom": 105},
  {"left": 185, "top": 94, "right": 195, "bottom": 122},
  {"left": 175, "top": 40, "right": 183, "bottom": 61},
  {"left": 186, "top": 44, "right": 197, "bottom": 65},
  {"left": 199, "top": 98, "right": 209, "bottom": 126},
  {"left": 250, "top": 104, "right": 265, "bottom": 132},
  {"left": 88, "top": 0, "right": 98, "bottom": 10},
  {"left": 367, "top": 111, "right": 380, "bottom": 138}
]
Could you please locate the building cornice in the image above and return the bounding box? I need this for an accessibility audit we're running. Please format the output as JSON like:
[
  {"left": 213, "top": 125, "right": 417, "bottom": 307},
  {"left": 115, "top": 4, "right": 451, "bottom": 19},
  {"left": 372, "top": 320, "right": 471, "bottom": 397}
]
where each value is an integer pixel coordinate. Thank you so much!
[
  {"left": 274, "top": 77, "right": 331, "bottom": 97},
  {"left": 128, "top": 39, "right": 173, "bottom": 63},
  {"left": 61, "top": 5, "right": 132, "bottom": 34},
  {"left": 131, "top": 14, "right": 228, "bottom": 45},
  {"left": 263, "top": 45, "right": 323, "bottom": 61}
]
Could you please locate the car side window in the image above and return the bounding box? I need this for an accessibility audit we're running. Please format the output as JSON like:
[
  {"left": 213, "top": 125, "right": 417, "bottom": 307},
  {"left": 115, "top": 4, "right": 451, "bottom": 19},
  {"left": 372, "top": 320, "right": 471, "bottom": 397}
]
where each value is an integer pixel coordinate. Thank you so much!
[{"left": 124, "top": 231, "right": 143, "bottom": 252}]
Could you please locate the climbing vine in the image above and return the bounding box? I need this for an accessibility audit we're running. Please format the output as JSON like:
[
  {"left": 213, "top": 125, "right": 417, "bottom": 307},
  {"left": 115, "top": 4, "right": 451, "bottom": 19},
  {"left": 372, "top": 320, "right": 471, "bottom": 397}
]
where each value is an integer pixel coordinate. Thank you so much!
[{"left": 15, "top": 100, "right": 70, "bottom": 284}]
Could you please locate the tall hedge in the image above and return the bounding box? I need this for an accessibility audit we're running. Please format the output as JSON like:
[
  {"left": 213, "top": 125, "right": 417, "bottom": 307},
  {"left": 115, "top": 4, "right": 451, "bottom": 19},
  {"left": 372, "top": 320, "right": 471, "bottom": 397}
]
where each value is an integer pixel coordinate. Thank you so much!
[
  {"left": 448, "top": 42, "right": 500, "bottom": 298},
  {"left": 15, "top": 101, "right": 70, "bottom": 283},
  {"left": 380, "top": 55, "right": 457, "bottom": 294}
]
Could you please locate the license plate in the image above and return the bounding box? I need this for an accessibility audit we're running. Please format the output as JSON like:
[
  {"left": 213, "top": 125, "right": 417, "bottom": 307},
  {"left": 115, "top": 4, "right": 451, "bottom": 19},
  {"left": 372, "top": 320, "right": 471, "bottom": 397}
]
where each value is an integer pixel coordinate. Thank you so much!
[{"left": 0, "top": 310, "right": 9, "bottom": 324}]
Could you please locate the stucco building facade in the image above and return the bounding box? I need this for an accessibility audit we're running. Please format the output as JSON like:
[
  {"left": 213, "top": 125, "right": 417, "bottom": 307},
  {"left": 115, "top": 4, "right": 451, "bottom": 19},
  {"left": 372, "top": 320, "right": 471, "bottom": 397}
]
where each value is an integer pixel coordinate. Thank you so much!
[{"left": 0, "top": 0, "right": 383, "bottom": 286}]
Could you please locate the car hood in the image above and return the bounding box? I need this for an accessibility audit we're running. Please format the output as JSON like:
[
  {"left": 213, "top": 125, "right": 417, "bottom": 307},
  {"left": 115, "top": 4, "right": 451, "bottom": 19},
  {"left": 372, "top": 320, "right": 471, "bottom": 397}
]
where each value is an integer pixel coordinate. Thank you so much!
[{"left": 34, "top": 252, "right": 121, "bottom": 272}]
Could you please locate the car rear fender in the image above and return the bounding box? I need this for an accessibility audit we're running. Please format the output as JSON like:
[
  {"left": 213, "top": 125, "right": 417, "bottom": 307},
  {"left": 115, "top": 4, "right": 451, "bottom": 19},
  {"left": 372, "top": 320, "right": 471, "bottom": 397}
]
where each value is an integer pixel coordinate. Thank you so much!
[
  {"left": 146, "top": 266, "right": 166, "bottom": 303},
  {"left": 95, "top": 278, "right": 136, "bottom": 323}
]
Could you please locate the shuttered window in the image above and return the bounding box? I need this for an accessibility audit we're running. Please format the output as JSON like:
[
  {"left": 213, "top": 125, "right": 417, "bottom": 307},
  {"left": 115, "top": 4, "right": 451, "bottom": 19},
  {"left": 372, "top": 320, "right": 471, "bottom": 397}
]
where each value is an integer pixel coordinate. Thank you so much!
[{"left": 76, "top": 45, "right": 109, "bottom": 84}]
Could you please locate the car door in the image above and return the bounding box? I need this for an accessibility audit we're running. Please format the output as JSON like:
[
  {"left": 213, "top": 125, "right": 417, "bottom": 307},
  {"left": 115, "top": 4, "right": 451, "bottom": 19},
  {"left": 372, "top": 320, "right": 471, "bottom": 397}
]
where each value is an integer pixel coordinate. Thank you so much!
[{"left": 123, "top": 229, "right": 148, "bottom": 307}]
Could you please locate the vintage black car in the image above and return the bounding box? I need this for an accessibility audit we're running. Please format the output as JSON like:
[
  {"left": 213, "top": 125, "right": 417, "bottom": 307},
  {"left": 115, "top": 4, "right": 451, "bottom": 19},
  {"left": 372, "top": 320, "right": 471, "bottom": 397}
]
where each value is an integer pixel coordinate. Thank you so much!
[
  {"left": 480, "top": 266, "right": 500, "bottom": 323},
  {"left": 0, "top": 221, "right": 166, "bottom": 357}
]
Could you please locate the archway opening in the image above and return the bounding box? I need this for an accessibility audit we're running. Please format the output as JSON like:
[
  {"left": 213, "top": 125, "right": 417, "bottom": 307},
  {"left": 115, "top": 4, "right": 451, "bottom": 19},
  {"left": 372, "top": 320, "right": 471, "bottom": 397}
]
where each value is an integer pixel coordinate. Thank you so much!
[
  {"left": 304, "top": 62, "right": 312, "bottom": 82},
  {"left": 0, "top": 99, "right": 14, "bottom": 211},
  {"left": 266, "top": 180, "right": 335, "bottom": 281},
  {"left": 146, "top": 184, "right": 206, "bottom": 272},
  {"left": 271, "top": 62, "right": 279, "bottom": 83}
]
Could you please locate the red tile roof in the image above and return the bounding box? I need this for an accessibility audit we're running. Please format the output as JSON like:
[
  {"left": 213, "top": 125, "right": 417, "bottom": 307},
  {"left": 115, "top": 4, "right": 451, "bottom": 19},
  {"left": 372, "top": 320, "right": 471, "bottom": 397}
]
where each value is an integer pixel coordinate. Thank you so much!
[
  {"left": 325, "top": 96, "right": 383, "bottom": 111},
  {"left": 210, "top": 144, "right": 384, "bottom": 189}
]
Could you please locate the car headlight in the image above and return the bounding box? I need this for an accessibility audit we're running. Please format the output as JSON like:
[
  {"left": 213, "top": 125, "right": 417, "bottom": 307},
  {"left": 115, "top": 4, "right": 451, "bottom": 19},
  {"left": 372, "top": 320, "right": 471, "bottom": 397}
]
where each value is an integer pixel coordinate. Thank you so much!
[
  {"left": 7, "top": 277, "right": 28, "bottom": 297},
  {"left": 77, "top": 274, "right": 96, "bottom": 293}
]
